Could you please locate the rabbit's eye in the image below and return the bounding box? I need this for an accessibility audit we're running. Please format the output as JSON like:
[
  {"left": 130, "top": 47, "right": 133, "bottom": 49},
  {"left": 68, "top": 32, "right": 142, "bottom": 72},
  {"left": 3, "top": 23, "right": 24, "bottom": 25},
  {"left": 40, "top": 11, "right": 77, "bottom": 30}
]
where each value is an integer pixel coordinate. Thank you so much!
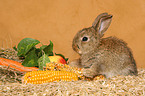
[{"left": 82, "top": 36, "right": 88, "bottom": 41}]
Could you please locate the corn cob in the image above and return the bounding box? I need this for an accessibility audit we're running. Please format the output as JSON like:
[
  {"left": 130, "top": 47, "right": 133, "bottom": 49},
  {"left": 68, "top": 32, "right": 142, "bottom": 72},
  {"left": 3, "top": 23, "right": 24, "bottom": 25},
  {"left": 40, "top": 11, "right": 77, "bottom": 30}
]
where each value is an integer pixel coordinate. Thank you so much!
[
  {"left": 45, "top": 63, "right": 83, "bottom": 78},
  {"left": 45, "top": 63, "right": 105, "bottom": 80},
  {"left": 23, "top": 63, "right": 105, "bottom": 84},
  {"left": 23, "top": 70, "right": 78, "bottom": 84}
]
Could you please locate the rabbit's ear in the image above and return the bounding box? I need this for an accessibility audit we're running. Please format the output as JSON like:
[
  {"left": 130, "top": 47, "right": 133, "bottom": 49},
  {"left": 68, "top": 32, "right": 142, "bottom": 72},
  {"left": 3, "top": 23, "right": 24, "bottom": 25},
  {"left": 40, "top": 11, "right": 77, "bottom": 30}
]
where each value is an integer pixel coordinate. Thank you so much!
[{"left": 92, "top": 13, "right": 112, "bottom": 37}]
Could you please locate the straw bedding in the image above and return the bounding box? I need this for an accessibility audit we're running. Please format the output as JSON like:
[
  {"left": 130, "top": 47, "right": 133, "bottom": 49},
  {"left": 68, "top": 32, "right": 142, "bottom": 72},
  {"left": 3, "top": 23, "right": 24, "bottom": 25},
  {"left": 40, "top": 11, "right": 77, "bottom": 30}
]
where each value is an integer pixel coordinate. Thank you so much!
[
  {"left": 0, "top": 48, "right": 144, "bottom": 96},
  {"left": 0, "top": 69, "right": 144, "bottom": 96}
]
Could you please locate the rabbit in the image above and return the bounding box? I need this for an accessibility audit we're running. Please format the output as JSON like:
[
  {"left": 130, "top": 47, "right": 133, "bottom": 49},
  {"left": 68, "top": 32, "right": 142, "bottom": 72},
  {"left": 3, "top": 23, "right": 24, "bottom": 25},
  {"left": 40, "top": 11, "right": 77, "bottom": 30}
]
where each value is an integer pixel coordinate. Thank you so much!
[{"left": 69, "top": 13, "right": 138, "bottom": 78}]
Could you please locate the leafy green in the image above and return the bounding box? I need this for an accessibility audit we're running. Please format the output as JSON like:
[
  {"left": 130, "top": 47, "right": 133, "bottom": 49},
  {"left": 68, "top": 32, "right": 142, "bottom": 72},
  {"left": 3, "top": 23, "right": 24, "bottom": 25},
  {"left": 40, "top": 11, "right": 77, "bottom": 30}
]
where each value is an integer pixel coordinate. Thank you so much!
[
  {"left": 17, "top": 38, "right": 40, "bottom": 57},
  {"left": 43, "top": 41, "right": 53, "bottom": 56},
  {"left": 38, "top": 53, "right": 50, "bottom": 70},
  {"left": 22, "top": 49, "right": 38, "bottom": 67},
  {"left": 35, "top": 48, "right": 42, "bottom": 58},
  {"left": 40, "top": 45, "right": 47, "bottom": 50},
  {"left": 15, "top": 38, "right": 68, "bottom": 70}
]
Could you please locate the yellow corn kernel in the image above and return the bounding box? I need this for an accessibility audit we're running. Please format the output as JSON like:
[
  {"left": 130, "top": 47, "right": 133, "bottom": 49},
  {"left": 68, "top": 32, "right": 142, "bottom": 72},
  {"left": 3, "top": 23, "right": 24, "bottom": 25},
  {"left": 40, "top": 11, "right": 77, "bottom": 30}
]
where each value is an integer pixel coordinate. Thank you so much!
[
  {"left": 44, "top": 63, "right": 105, "bottom": 80},
  {"left": 93, "top": 75, "right": 105, "bottom": 80},
  {"left": 22, "top": 70, "right": 78, "bottom": 84},
  {"left": 45, "top": 63, "right": 83, "bottom": 78}
]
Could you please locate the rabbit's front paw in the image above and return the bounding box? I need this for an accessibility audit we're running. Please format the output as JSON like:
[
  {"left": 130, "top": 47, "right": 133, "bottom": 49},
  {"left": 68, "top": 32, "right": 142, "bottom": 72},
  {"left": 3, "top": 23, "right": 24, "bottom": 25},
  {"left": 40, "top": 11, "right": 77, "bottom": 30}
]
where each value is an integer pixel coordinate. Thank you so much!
[{"left": 82, "top": 68, "right": 95, "bottom": 78}]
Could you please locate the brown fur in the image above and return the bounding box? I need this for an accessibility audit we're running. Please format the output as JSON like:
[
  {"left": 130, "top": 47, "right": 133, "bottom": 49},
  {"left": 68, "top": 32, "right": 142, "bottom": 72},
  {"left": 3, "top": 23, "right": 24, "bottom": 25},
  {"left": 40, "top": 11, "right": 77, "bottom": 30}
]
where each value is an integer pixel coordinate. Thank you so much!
[{"left": 69, "top": 13, "right": 138, "bottom": 78}]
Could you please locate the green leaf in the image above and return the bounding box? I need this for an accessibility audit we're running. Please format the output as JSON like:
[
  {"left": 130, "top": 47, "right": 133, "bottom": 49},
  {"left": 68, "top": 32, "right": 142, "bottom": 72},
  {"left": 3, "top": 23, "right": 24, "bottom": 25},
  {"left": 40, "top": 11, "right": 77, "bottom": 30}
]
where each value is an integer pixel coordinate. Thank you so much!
[
  {"left": 43, "top": 41, "right": 53, "bottom": 56},
  {"left": 55, "top": 53, "right": 69, "bottom": 62},
  {"left": 22, "top": 49, "right": 38, "bottom": 67},
  {"left": 35, "top": 48, "right": 42, "bottom": 58},
  {"left": 17, "top": 38, "right": 40, "bottom": 56},
  {"left": 38, "top": 53, "right": 50, "bottom": 70},
  {"left": 40, "top": 45, "right": 47, "bottom": 50}
]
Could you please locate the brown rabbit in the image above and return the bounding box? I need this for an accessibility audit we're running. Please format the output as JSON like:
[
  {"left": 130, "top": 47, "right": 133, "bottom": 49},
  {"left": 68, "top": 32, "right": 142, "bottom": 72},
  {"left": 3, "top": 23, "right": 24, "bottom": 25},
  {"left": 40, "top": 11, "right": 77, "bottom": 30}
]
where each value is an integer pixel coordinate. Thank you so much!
[{"left": 69, "top": 13, "right": 138, "bottom": 78}]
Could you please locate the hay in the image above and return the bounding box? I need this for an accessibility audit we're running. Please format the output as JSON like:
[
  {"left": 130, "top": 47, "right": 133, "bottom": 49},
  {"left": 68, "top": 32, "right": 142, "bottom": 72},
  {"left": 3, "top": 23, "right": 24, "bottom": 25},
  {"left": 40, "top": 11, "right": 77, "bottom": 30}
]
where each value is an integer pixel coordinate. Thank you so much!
[
  {"left": 0, "top": 48, "right": 23, "bottom": 63},
  {"left": 0, "top": 65, "right": 24, "bottom": 83},
  {"left": 0, "top": 48, "right": 25, "bottom": 83},
  {"left": 0, "top": 48, "right": 145, "bottom": 96},
  {"left": 0, "top": 69, "right": 144, "bottom": 96}
]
